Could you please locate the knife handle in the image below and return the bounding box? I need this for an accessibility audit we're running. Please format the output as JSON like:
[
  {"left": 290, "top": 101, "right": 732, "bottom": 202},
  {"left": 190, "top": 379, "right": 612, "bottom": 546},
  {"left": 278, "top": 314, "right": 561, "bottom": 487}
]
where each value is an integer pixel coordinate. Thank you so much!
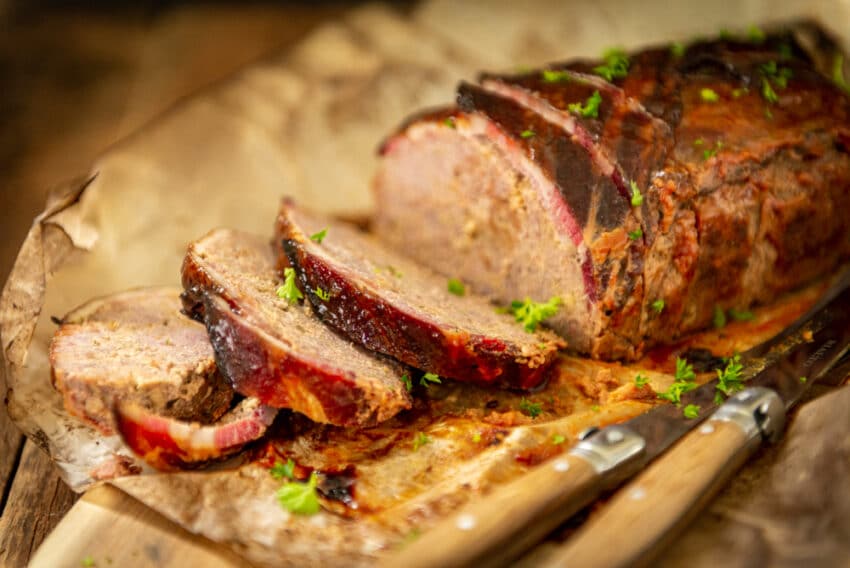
[
  {"left": 381, "top": 425, "right": 645, "bottom": 568},
  {"left": 540, "top": 387, "right": 785, "bottom": 568}
]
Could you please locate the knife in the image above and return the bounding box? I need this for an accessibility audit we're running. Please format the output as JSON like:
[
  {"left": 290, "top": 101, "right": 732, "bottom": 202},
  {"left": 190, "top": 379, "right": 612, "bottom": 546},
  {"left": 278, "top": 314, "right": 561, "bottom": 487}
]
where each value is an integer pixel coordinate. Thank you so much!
[
  {"left": 542, "top": 352, "right": 850, "bottom": 568},
  {"left": 383, "top": 274, "right": 850, "bottom": 568}
]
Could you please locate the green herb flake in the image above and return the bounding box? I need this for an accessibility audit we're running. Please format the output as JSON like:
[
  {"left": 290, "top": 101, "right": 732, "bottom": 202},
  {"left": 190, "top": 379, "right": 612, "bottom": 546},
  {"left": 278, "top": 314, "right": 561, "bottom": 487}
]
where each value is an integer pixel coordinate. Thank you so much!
[
  {"left": 593, "top": 48, "right": 630, "bottom": 81},
  {"left": 276, "top": 472, "right": 320, "bottom": 515},
  {"left": 276, "top": 267, "right": 304, "bottom": 304},
  {"left": 505, "top": 296, "right": 561, "bottom": 332},
  {"left": 420, "top": 372, "right": 442, "bottom": 387},
  {"left": 693, "top": 138, "right": 705, "bottom": 146},
  {"left": 552, "top": 433, "right": 566, "bottom": 445},
  {"left": 715, "top": 353, "right": 745, "bottom": 404},
  {"left": 700, "top": 88, "right": 720, "bottom": 102},
  {"left": 799, "top": 376, "right": 808, "bottom": 384},
  {"left": 447, "top": 278, "right": 466, "bottom": 296},
  {"left": 472, "top": 432, "right": 482, "bottom": 443},
  {"left": 629, "top": 180, "right": 644, "bottom": 207},
  {"left": 719, "top": 28, "right": 733, "bottom": 40},
  {"left": 568, "top": 90, "right": 603, "bottom": 118},
  {"left": 81, "top": 557, "right": 96, "bottom": 568},
  {"left": 401, "top": 374, "right": 412, "bottom": 392},
  {"left": 309, "top": 228, "right": 327, "bottom": 244},
  {"left": 713, "top": 305, "right": 728, "bottom": 329},
  {"left": 651, "top": 299, "right": 665, "bottom": 313},
  {"left": 628, "top": 228, "right": 643, "bottom": 241},
  {"left": 519, "top": 397, "right": 543, "bottom": 419},
  {"left": 670, "top": 42, "right": 686, "bottom": 57},
  {"left": 591, "top": 404, "right": 601, "bottom": 412},
  {"left": 728, "top": 308, "right": 755, "bottom": 322},
  {"left": 541, "top": 69, "right": 572, "bottom": 83},
  {"left": 443, "top": 117, "right": 456, "bottom": 129},
  {"left": 657, "top": 357, "right": 698, "bottom": 406},
  {"left": 777, "top": 42, "right": 793, "bottom": 60},
  {"left": 520, "top": 129, "right": 536, "bottom": 139},
  {"left": 702, "top": 140, "right": 724, "bottom": 160},
  {"left": 746, "top": 25, "right": 766, "bottom": 44},
  {"left": 413, "top": 432, "right": 431, "bottom": 451},
  {"left": 731, "top": 87, "right": 748, "bottom": 99},
  {"left": 635, "top": 374, "right": 650, "bottom": 388},
  {"left": 271, "top": 458, "right": 296, "bottom": 480},
  {"left": 314, "top": 287, "right": 331, "bottom": 301},
  {"left": 683, "top": 404, "right": 701, "bottom": 419},
  {"left": 833, "top": 54, "right": 850, "bottom": 94}
]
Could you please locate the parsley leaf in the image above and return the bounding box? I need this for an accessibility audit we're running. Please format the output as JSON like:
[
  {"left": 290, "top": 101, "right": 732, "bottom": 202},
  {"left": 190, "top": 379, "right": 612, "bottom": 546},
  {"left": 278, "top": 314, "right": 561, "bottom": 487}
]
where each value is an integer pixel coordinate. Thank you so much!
[
  {"left": 700, "top": 88, "right": 720, "bottom": 102},
  {"left": 713, "top": 305, "right": 727, "bottom": 329},
  {"left": 693, "top": 138, "right": 704, "bottom": 146},
  {"left": 443, "top": 117, "right": 456, "bottom": 129},
  {"left": 552, "top": 433, "right": 566, "bottom": 445},
  {"left": 519, "top": 397, "right": 542, "bottom": 419},
  {"left": 568, "top": 90, "right": 602, "bottom": 118},
  {"left": 541, "top": 69, "right": 572, "bottom": 83},
  {"left": 728, "top": 308, "right": 754, "bottom": 322},
  {"left": 591, "top": 404, "right": 601, "bottom": 412},
  {"left": 520, "top": 129, "right": 536, "bottom": 139},
  {"left": 271, "top": 458, "right": 296, "bottom": 480},
  {"left": 731, "top": 87, "right": 748, "bottom": 99},
  {"left": 505, "top": 296, "right": 561, "bottom": 332},
  {"left": 675, "top": 357, "right": 696, "bottom": 382},
  {"left": 657, "top": 357, "right": 697, "bottom": 405},
  {"left": 761, "top": 76, "right": 778, "bottom": 103},
  {"left": 447, "top": 278, "right": 466, "bottom": 296},
  {"left": 628, "top": 228, "right": 643, "bottom": 241},
  {"left": 747, "top": 25, "right": 766, "bottom": 44},
  {"left": 276, "top": 472, "right": 320, "bottom": 515},
  {"left": 670, "top": 42, "right": 686, "bottom": 57},
  {"left": 420, "top": 372, "right": 441, "bottom": 387},
  {"left": 683, "top": 404, "right": 701, "bottom": 419},
  {"left": 833, "top": 54, "right": 850, "bottom": 94},
  {"left": 413, "top": 432, "right": 431, "bottom": 451},
  {"left": 314, "top": 287, "right": 330, "bottom": 301},
  {"left": 799, "top": 376, "right": 808, "bottom": 384},
  {"left": 401, "top": 374, "right": 412, "bottom": 392},
  {"left": 702, "top": 140, "right": 724, "bottom": 160},
  {"left": 651, "top": 299, "right": 665, "bottom": 313},
  {"left": 630, "top": 180, "right": 644, "bottom": 206},
  {"left": 276, "top": 267, "right": 303, "bottom": 304},
  {"left": 309, "top": 228, "right": 327, "bottom": 244},
  {"left": 635, "top": 374, "right": 650, "bottom": 388},
  {"left": 472, "top": 432, "right": 482, "bottom": 443},
  {"left": 759, "top": 61, "right": 793, "bottom": 104},
  {"left": 593, "top": 48, "right": 630, "bottom": 81},
  {"left": 81, "top": 557, "right": 95, "bottom": 568},
  {"left": 714, "top": 353, "right": 744, "bottom": 404}
]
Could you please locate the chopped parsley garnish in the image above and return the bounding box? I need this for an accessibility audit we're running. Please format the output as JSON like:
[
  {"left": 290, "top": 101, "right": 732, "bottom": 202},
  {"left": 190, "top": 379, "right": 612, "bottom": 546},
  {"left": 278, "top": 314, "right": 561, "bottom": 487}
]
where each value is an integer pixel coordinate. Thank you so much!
[
  {"left": 700, "top": 88, "right": 720, "bottom": 102},
  {"left": 472, "top": 432, "right": 482, "bottom": 443},
  {"left": 420, "top": 372, "right": 442, "bottom": 387},
  {"left": 635, "top": 374, "right": 650, "bottom": 388},
  {"left": 401, "top": 374, "right": 412, "bottom": 392},
  {"left": 591, "top": 404, "right": 601, "bottom": 412},
  {"left": 713, "top": 305, "right": 727, "bottom": 329},
  {"left": 651, "top": 299, "right": 665, "bottom": 313},
  {"left": 276, "top": 267, "right": 303, "bottom": 304},
  {"left": 314, "top": 287, "right": 331, "bottom": 301},
  {"left": 719, "top": 29, "right": 733, "bottom": 40},
  {"left": 657, "top": 357, "right": 697, "bottom": 405},
  {"left": 504, "top": 296, "right": 561, "bottom": 332},
  {"left": 593, "top": 48, "right": 630, "bottom": 81},
  {"left": 777, "top": 42, "right": 793, "bottom": 60},
  {"left": 628, "top": 228, "right": 643, "bottom": 241},
  {"left": 519, "top": 397, "right": 542, "bottom": 418},
  {"left": 629, "top": 180, "right": 644, "bottom": 206},
  {"left": 81, "top": 557, "right": 95, "bottom": 568},
  {"left": 728, "top": 308, "right": 754, "bottom": 322},
  {"left": 276, "top": 472, "right": 320, "bottom": 515},
  {"left": 670, "top": 42, "right": 686, "bottom": 57},
  {"left": 309, "top": 228, "right": 327, "bottom": 244},
  {"left": 683, "top": 404, "right": 701, "bottom": 419},
  {"left": 520, "top": 129, "right": 536, "bottom": 139},
  {"left": 799, "top": 376, "right": 808, "bottom": 384},
  {"left": 541, "top": 69, "right": 572, "bottom": 83},
  {"left": 833, "top": 54, "right": 850, "bottom": 94},
  {"left": 714, "top": 353, "right": 744, "bottom": 404},
  {"left": 443, "top": 117, "right": 456, "bottom": 129},
  {"left": 761, "top": 77, "right": 779, "bottom": 103},
  {"left": 568, "top": 90, "right": 602, "bottom": 118},
  {"left": 759, "top": 61, "right": 793, "bottom": 104},
  {"left": 271, "top": 458, "right": 296, "bottom": 480},
  {"left": 731, "top": 87, "right": 748, "bottom": 99},
  {"left": 447, "top": 278, "right": 465, "bottom": 296},
  {"left": 703, "top": 141, "right": 724, "bottom": 160},
  {"left": 552, "top": 433, "right": 566, "bottom": 445},
  {"left": 693, "top": 138, "right": 704, "bottom": 146},
  {"left": 746, "top": 25, "right": 766, "bottom": 44},
  {"left": 413, "top": 432, "right": 431, "bottom": 451}
]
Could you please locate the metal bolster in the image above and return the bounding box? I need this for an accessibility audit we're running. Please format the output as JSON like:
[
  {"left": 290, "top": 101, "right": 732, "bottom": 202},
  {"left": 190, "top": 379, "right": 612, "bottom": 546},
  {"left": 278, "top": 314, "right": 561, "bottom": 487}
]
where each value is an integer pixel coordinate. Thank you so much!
[
  {"left": 568, "top": 425, "right": 646, "bottom": 485},
  {"left": 711, "top": 387, "right": 786, "bottom": 443}
]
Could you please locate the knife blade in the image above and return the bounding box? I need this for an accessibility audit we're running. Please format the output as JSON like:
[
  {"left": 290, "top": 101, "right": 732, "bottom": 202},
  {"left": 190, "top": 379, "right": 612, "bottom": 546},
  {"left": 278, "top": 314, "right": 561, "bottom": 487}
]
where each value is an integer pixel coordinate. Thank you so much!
[
  {"left": 382, "top": 273, "right": 850, "bottom": 568},
  {"left": 536, "top": 286, "right": 850, "bottom": 568}
]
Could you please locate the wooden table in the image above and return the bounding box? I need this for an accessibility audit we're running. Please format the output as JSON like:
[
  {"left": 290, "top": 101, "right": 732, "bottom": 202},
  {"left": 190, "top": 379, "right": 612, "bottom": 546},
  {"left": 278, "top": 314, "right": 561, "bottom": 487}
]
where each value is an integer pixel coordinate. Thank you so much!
[{"left": 0, "top": 4, "right": 362, "bottom": 564}]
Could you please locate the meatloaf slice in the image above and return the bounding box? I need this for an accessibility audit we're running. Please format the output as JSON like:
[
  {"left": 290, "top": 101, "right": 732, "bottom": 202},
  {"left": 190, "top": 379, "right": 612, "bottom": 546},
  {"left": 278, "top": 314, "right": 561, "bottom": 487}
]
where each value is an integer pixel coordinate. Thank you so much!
[
  {"left": 49, "top": 287, "right": 234, "bottom": 435},
  {"left": 181, "top": 228, "right": 411, "bottom": 426},
  {"left": 374, "top": 32, "right": 850, "bottom": 360},
  {"left": 275, "top": 200, "right": 564, "bottom": 390}
]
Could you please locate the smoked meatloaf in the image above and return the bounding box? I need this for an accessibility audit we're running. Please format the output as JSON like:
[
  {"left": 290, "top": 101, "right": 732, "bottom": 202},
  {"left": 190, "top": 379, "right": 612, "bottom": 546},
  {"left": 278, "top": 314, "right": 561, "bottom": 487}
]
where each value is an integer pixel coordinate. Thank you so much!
[{"left": 374, "top": 33, "right": 850, "bottom": 360}]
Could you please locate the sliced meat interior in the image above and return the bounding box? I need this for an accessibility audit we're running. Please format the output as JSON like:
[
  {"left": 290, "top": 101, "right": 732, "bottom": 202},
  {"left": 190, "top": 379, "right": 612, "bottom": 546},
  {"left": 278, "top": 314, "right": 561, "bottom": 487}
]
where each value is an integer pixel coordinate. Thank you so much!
[
  {"left": 115, "top": 397, "right": 278, "bottom": 471},
  {"left": 181, "top": 228, "right": 412, "bottom": 426},
  {"left": 275, "top": 200, "right": 564, "bottom": 390},
  {"left": 374, "top": 34, "right": 850, "bottom": 360},
  {"left": 49, "top": 287, "right": 234, "bottom": 435}
]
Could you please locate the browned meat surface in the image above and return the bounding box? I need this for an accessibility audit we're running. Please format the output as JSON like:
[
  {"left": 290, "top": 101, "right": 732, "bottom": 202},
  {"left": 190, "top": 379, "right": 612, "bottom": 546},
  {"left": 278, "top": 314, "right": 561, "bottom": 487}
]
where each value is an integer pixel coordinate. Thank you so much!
[
  {"left": 275, "top": 200, "right": 564, "bottom": 389},
  {"left": 116, "top": 397, "right": 278, "bottom": 471},
  {"left": 181, "top": 228, "right": 412, "bottom": 426},
  {"left": 374, "top": 33, "right": 850, "bottom": 360},
  {"left": 49, "top": 288, "right": 234, "bottom": 435}
]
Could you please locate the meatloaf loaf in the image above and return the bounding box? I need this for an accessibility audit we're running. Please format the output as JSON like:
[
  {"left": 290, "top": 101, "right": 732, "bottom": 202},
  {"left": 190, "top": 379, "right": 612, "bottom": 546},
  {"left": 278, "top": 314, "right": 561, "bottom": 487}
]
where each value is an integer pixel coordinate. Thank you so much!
[{"left": 374, "top": 33, "right": 850, "bottom": 360}]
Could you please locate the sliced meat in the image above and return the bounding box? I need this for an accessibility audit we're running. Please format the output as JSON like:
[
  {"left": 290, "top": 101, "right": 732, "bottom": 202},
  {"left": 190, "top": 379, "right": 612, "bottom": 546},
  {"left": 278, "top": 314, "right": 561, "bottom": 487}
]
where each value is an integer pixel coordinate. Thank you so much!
[
  {"left": 374, "top": 33, "right": 850, "bottom": 360},
  {"left": 275, "top": 200, "right": 564, "bottom": 390},
  {"left": 181, "top": 228, "right": 412, "bottom": 426},
  {"left": 115, "top": 397, "right": 277, "bottom": 471},
  {"left": 49, "top": 287, "right": 234, "bottom": 435}
]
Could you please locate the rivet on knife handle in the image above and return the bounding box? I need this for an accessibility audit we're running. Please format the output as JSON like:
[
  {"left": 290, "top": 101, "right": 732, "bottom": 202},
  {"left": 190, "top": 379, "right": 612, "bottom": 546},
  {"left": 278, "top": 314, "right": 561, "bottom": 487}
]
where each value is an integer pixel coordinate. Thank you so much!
[
  {"left": 540, "top": 387, "right": 785, "bottom": 568},
  {"left": 381, "top": 426, "right": 645, "bottom": 568}
]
